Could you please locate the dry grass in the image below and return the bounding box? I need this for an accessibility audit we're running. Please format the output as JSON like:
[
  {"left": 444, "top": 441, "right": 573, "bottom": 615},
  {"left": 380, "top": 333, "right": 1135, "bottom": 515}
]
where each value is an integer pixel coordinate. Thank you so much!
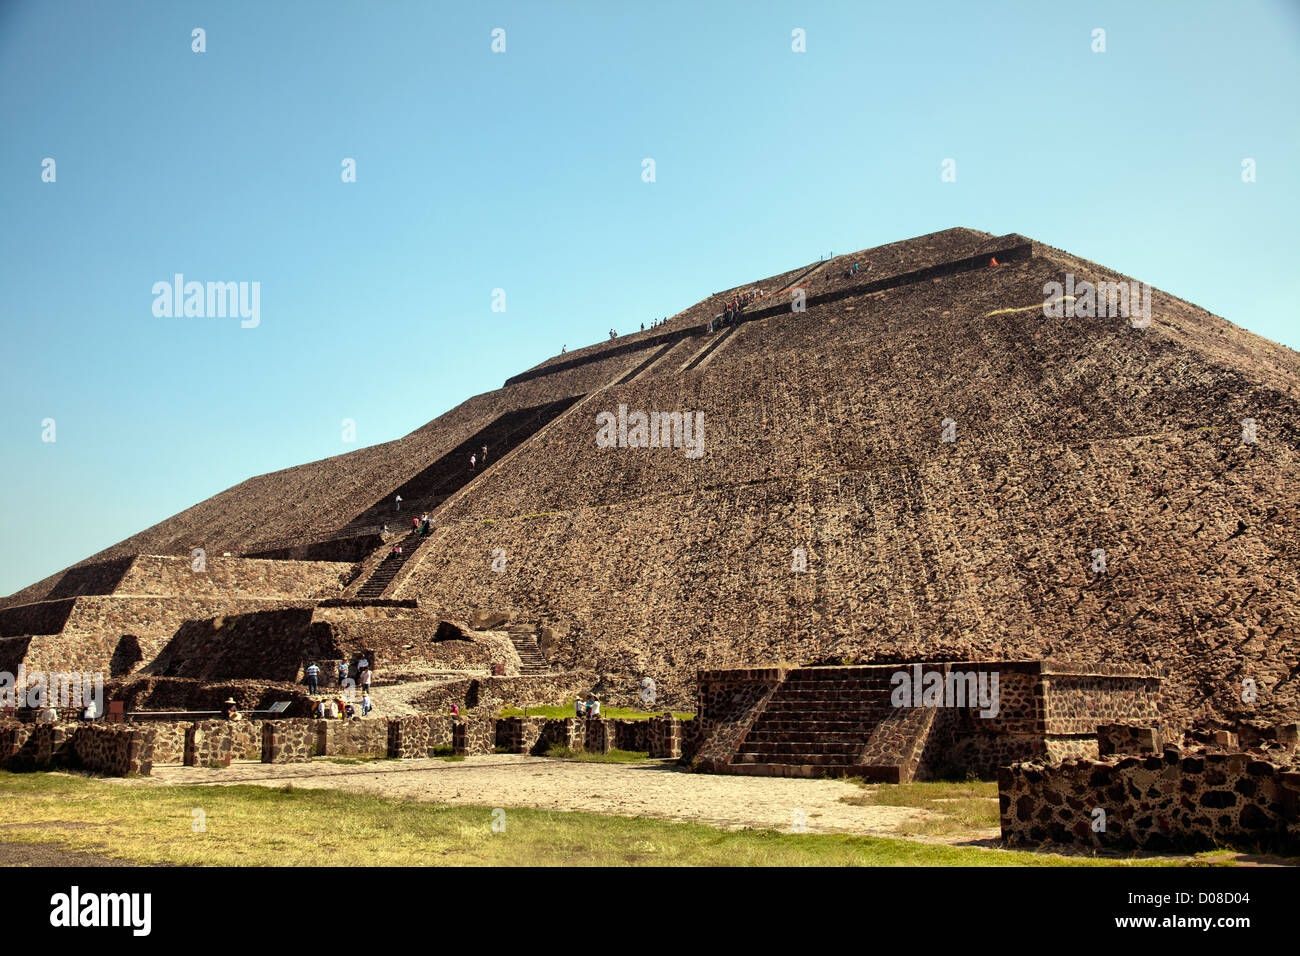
[{"left": 0, "top": 771, "right": 1167, "bottom": 867}]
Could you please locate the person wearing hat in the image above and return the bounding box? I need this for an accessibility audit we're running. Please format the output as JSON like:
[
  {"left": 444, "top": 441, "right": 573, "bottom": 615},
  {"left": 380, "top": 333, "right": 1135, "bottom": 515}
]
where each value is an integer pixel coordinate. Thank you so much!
[{"left": 221, "top": 698, "right": 242, "bottom": 721}]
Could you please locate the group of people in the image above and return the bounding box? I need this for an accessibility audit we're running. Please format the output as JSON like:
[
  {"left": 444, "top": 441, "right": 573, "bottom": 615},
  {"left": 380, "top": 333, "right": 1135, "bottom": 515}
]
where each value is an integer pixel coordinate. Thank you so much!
[
  {"left": 303, "top": 657, "right": 374, "bottom": 717},
  {"left": 844, "top": 260, "right": 871, "bottom": 279},
  {"left": 413, "top": 513, "right": 436, "bottom": 536},
  {"left": 313, "top": 695, "right": 370, "bottom": 719},
  {"left": 573, "top": 694, "right": 602, "bottom": 718},
  {"left": 469, "top": 444, "right": 487, "bottom": 471},
  {"left": 640, "top": 317, "right": 669, "bottom": 332},
  {"left": 709, "top": 289, "right": 760, "bottom": 332}
]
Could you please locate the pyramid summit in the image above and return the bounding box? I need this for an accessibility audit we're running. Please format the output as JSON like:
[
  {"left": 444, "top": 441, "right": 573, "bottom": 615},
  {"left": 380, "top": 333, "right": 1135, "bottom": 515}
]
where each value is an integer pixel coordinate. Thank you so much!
[{"left": 3, "top": 226, "right": 1298, "bottom": 735}]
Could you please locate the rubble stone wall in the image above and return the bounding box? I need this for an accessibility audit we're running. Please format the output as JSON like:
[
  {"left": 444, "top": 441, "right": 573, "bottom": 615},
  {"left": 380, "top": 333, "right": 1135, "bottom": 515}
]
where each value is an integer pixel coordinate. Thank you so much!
[
  {"left": 261, "top": 720, "right": 316, "bottom": 763},
  {"left": 452, "top": 709, "right": 496, "bottom": 756},
  {"left": 315, "top": 718, "right": 388, "bottom": 756},
  {"left": 386, "top": 714, "right": 455, "bottom": 758},
  {"left": 113, "top": 555, "right": 352, "bottom": 600},
  {"left": 184, "top": 719, "right": 260, "bottom": 767},
  {"left": 693, "top": 669, "right": 785, "bottom": 770},
  {"left": 70, "top": 724, "right": 152, "bottom": 776},
  {"left": 999, "top": 750, "right": 1300, "bottom": 849}
]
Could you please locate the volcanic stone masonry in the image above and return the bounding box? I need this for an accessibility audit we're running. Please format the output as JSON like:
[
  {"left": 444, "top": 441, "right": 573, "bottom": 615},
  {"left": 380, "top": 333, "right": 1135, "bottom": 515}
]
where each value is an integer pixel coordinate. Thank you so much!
[
  {"left": 999, "top": 748, "right": 1300, "bottom": 850},
  {"left": 2, "top": 226, "right": 1297, "bottom": 740},
  {"left": 690, "top": 661, "right": 1160, "bottom": 780}
]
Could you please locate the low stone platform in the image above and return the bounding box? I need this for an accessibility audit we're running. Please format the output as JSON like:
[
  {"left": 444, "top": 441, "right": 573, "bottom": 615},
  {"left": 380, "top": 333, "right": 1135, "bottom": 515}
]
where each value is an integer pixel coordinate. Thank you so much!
[{"left": 690, "top": 660, "right": 1160, "bottom": 781}]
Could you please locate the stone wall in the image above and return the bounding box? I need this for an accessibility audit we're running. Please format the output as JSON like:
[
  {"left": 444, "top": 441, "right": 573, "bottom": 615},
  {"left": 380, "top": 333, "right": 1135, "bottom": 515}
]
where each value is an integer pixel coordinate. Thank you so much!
[
  {"left": 0, "top": 715, "right": 389, "bottom": 774},
  {"left": 9, "top": 595, "right": 319, "bottom": 678},
  {"left": 647, "top": 715, "right": 684, "bottom": 759},
  {"left": 999, "top": 749, "right": 1300, "bottom": 850},
  {"left": 692, "top": 668, "right": 786, "bottom": 771},
  {"left": 184, "top": 719, "right": 260, "bottom": 767},
  {"left": 70, "top": 724, "right": 152, "bottom": 776},
  {"left": 109, "top": 676, "right": 313, "bottom": 716},
  {"left": 245, "top": 534, "right": 383, "bottom": 564},
  {"left": 141, "top": 721, "right": 188, "bottom": 765},
  {"left": 452, "top": 709, "right": 496, "bottom": 756},
  {"left": 1098, "top": 723, "right": 1162, "bottom": 757},
  {"left": 0, "top": 722, "right": 73, "bottom": 770},
  {"left": 410, "top": 671, "right": 598, "bottom": 714},
  {"left": 495, "top": 715, "right": 688, "bottom": 758},
  {"left": 113, "top": 555, "right": 353, "bottom": 600},
  {"left": 0, "top": 721, "right": 149, "bottom": 775},
  {"left": 496, "top": 716, "right": 548, "bottom": 754},
  {"left": 386, "top": 714, "right": 455, "bottom": 758},
  {"left": 261, "top": 720, "right": 315, "bottom": 763},
  {"left": 150, "top": 608, "right": 324, "bottom": 681},
  {"left": 316, "top": 718, "right": 389, "bottom": 757}
]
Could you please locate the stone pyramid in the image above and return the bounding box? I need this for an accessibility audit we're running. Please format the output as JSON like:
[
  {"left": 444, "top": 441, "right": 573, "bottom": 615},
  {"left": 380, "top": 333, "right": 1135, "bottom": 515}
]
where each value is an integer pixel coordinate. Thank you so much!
[{"left": 4, "top": 227, "right": 1297, "bottom": 731}]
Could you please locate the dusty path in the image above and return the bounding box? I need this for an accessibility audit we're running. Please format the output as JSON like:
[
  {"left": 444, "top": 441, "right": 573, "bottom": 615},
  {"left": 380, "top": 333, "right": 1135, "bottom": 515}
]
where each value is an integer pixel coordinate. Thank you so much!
[{"left": 116, "top": 755, "right": 931, "bottom": 837}]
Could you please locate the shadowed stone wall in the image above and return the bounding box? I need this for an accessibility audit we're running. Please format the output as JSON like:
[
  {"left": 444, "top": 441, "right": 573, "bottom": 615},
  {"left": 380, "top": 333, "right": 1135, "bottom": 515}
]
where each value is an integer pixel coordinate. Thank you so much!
[{"left": 999, "top": 749, "right": 1300, "bottom": 849}]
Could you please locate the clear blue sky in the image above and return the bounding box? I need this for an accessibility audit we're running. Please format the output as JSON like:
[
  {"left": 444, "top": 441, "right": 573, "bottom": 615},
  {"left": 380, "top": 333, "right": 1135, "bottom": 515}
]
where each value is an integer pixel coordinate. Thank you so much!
[{"left": 2, "top": 0, "right": 1298, "bottom": 597}]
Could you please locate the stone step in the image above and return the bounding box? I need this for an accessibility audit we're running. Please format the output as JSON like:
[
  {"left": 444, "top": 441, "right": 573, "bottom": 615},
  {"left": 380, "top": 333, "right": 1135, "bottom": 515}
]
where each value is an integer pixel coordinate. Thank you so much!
[
  {"left": 768, "top": 689, "right": 891, "bottom": 699},
  {"left": 720, "top": 762, "right": 902, "bottom": 781},
  {"left": 732, "top": 751, "right": 858, "bottom": 766},
  {"left": 783, "top": 675, "right": 897, "bottom": 685},
  {"left": 743, "top": 733, "right": 873, "bottom": 749},
  {"left": 739, "top": 741, "right": 863, "bottom": 756},
  {"left": 781, "top": 677, "right": 895, "bottom": 686},
  {"left": 747, "top": 718, "right": 880, "bottom": 732},
  {"left": 760, "top": 702, "right": 889, "bottom": 715}
]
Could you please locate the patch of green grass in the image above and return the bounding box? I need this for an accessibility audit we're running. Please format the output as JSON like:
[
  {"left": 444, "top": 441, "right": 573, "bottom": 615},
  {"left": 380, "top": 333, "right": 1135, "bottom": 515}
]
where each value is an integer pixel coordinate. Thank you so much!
[
  {"left": 318, "top": 754, "right": 388, "bottom": 765},
  {"left": 0, "top": 771, "right": 1172, "bottom": 867},
  {"left": 543, "top": 746, "right": 652, "bottom": 763},
  {"left": 841, "top": 780, "right": 1000, "bottom": 838},
  {"left": 498, "top": 706, "right": 694, "bottom": 721}
]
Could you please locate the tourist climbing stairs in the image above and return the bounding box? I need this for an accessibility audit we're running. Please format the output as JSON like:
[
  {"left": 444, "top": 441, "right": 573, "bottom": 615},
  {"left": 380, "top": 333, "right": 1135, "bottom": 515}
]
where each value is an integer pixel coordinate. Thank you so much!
[
  {"left": 729, "top": 667, "right": 927, "bottom": 780},
  {"left": 355, "top": 532, "right": 423, "bottom": 599}
]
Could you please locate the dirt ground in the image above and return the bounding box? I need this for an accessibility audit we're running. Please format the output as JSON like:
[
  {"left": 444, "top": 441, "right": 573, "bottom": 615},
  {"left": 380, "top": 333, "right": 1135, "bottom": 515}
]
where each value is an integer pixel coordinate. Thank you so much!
[{"left": 113, "top": 755, "right": 976, "bottom": 841}]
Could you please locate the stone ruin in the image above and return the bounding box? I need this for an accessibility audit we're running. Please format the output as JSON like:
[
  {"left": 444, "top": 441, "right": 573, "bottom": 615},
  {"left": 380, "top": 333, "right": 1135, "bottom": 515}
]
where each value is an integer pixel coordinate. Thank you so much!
[
  {"left": 998, "top": 723, "right": 1300, "bottom": 850},
  {"left": 0, "top": 710, "right": 692, "bottom": 776},
  {"left": 1, "top": 228, "right": 1297, "bottom": 853},
  {"left": 689, "top": 660, "right": 1160, "bottom": 780}
]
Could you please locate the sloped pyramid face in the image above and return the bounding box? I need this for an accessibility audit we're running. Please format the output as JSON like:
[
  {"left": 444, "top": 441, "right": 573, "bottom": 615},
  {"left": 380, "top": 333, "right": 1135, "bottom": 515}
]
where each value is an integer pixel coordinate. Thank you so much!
[{"left": 6, "top": 228, "right": 1298, "bottom": 730}]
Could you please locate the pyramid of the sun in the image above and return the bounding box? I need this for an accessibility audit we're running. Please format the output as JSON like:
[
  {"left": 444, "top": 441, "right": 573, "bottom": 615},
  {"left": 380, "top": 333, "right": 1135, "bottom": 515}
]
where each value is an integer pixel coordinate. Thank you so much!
[{"left": 3, "top": 228, "right": 1297, "bottom": 730}]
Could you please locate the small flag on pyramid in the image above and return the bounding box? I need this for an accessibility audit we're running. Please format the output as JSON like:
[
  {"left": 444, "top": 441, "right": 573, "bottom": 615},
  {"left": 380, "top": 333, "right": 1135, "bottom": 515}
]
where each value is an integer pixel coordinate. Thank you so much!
[{"left": 990, "top": 257, "right": 1000, "bottom": 267}]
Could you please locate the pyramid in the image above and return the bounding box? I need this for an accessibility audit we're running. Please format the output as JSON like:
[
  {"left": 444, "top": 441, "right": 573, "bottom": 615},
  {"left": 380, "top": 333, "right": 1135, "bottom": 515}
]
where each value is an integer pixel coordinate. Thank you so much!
[{"left": 4, "top": 227, "right": 1297, "bottom": 733}]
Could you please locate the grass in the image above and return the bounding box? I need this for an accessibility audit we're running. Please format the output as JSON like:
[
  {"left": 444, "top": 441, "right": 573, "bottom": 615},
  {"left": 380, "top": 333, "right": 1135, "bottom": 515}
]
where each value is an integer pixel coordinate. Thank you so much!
[
  {"left": 840, "top": 779, "right": 1001, "bottom": 838},
  {"left": 0, "top": 770, "right": 1175, "bottom": 867},
  {"left": 498, "top": 706, "right": 694, "bottom": 721},
  {"left": 543, "top": 746, "right": 653, "bottom": 763}
]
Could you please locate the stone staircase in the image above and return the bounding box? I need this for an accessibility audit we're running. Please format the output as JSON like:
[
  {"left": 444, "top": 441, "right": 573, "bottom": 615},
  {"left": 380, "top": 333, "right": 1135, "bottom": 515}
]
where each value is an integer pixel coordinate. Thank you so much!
[
  {"left": 355, "top": 533, "right": 423, "bottom": 599},
  {"left": 506, "top": 625, "right": 549, "bottom": 674},
  {"left": 728, "top": 668, "right": 930, "bottom": 781}
]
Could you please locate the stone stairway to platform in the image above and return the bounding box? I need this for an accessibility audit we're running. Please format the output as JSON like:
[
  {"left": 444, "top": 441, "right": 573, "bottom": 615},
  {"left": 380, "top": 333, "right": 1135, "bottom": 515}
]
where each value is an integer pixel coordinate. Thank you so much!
[
  {"left": 727, "top": 667, "right": 936, "bottom": 781},
  {"left": 355, "top": 533, "right": 422, "bottom": 599},
  {"left": 506, "top": 624, "right": 549, "bottom": 674}
]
